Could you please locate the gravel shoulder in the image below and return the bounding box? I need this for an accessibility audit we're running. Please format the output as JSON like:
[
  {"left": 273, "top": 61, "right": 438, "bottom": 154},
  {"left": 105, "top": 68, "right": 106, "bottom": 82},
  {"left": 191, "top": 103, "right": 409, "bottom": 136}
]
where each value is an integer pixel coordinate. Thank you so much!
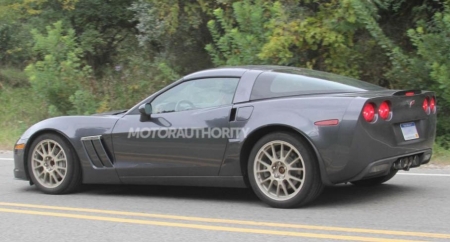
[{"left": 0, "top": 150, "right": 12, "bottom": 155}]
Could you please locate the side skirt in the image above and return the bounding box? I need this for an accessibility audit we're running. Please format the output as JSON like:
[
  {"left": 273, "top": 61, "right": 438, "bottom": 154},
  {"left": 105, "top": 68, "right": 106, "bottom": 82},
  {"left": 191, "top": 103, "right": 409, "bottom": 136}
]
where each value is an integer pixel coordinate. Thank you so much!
[{"left": 120, "top": 176, "right": 248, "bottom": 188}]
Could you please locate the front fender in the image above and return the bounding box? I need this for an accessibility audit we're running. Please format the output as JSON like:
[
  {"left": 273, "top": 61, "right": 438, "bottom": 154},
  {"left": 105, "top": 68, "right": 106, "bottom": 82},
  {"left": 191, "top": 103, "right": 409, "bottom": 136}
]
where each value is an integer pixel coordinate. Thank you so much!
[{"left": 14, "top": 115, "right": 122, "bottom": 184}]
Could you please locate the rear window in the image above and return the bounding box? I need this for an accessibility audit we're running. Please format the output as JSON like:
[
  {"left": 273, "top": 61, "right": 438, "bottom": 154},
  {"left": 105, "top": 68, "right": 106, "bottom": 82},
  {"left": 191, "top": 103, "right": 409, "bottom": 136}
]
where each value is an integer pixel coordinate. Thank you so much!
[{"left": 250, "top": 69, "right": 384, "bottom": 100}]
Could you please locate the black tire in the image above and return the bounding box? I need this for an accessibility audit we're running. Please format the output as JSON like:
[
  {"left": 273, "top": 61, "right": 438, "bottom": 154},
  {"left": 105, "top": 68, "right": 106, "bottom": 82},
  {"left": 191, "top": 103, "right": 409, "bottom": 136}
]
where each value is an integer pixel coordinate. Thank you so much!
[
  {"left": 27, "top": 133, "right": 81, "bottom": 194},
  {"left": 247, "top": 132, "right": 323, "bottom": 208},
  {"left": 351, "top": 169, "right": 398, "bottom": 186}
]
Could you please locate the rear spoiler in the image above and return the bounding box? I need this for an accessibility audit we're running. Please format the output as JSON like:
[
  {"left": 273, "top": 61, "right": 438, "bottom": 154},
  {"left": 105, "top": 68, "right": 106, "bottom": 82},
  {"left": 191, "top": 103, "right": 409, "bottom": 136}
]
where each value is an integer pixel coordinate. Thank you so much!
[{"left": 392, "top": 90, "right": 422, "bottom": 96}]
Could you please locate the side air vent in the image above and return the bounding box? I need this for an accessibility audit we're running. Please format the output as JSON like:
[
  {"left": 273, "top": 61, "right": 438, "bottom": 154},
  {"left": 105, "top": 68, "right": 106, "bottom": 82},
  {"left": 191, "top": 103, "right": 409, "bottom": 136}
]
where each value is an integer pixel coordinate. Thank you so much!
[
  {"left": 229, "top": 108, "right": 237, "bottom": 121},
  {"left": 81, "top": 136, "right": 114, "bottom": 168}
]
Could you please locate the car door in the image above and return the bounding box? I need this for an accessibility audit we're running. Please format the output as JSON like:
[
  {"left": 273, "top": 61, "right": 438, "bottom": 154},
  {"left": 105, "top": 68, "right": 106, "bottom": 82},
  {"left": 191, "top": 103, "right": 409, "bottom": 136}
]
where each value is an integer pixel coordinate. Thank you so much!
[{"left": 111, "top": 77, "right": 240, "bottom": 177}]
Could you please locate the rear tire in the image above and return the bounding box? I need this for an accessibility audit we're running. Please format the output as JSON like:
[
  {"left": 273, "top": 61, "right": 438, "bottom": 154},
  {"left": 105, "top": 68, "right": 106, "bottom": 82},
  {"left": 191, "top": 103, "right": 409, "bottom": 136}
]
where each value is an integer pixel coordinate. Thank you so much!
[
  {"left": 247, "top": 132, "right": 323, "bottom": 208},
  {"left": 351, "top": 169, "right": 398, "bottom": 186},
  {"left": 27, "top": 133, "right": 81, "bottom": 194}
]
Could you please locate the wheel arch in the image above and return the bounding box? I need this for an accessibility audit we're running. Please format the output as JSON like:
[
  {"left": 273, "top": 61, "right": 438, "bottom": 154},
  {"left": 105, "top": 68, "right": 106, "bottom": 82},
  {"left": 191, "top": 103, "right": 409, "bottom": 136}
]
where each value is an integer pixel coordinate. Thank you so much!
[
  {"left": 239, "top": 124, "right": 332, "bottom": 186},
  {"left": 23, "top": 129, "right": 80, "bottom": 183}
]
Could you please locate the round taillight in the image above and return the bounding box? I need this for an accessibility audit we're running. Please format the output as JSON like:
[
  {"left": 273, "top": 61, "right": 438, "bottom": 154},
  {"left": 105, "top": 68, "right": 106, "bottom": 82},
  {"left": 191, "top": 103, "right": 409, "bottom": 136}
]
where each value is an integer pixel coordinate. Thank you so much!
[
  {"left": 363, "top": 103, "right": 376, "bottom": 122},
  {"left": 430, "top": 96, "right": 436, "bottom": 113},
  {"left": 423, "top": 97, "right": 430, "bottom": 114},
  {"left": 378, "top": 101, "right": 390, "bottom": 120}
]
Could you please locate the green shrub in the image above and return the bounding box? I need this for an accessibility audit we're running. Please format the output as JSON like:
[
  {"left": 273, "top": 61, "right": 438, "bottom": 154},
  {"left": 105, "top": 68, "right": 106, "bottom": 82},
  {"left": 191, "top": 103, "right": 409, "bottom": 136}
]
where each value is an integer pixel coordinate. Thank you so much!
[{"left": 25, "top": 21, "right": 96, "bottom": 116}]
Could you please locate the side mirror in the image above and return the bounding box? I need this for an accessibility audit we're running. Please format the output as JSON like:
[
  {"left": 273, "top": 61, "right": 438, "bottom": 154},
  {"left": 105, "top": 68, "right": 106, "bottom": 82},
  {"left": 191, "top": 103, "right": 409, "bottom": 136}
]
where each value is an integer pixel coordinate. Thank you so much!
[{"left": 139, "top": 103, "right": 152, "bottom": 121}]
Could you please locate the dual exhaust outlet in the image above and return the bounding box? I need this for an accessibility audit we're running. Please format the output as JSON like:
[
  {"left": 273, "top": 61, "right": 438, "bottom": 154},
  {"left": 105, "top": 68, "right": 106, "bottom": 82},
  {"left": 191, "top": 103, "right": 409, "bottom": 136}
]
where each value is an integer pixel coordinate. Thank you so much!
[{"left": 393, "top": 155, "right": 420, "bottom": 171}]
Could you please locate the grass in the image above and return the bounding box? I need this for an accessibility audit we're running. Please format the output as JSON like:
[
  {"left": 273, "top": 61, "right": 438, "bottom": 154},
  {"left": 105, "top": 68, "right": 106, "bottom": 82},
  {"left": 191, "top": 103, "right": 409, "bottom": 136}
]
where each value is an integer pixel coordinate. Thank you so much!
[
  {"left": 0, "top": 85, "right": 48, "bottom": 149},
  {"left": 430, "top": 144, "right": 450, "bottom": 165},
  {"left": 0, "top": 128, "right": 23, "bottom": 150},
  {"left": 0, "top": 67, "right": 29, "bottom": 88}
]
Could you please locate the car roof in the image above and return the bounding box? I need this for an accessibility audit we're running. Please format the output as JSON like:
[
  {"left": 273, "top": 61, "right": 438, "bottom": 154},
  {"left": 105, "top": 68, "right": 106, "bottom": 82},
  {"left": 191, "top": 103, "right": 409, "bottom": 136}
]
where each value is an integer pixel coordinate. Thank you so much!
[{"left": 183, "top": 65, "right": 302, "bottom": 80}]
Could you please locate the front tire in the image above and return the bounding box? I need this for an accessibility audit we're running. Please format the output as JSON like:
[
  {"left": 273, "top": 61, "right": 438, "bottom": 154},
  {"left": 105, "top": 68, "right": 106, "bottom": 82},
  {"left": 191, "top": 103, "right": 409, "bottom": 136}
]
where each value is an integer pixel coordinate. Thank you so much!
[
  {"left": 248, "top": 132, "right": 323, "bottom": 208},
  {"left": 27, "top": 133, "right": 81, "bottom": 194}
]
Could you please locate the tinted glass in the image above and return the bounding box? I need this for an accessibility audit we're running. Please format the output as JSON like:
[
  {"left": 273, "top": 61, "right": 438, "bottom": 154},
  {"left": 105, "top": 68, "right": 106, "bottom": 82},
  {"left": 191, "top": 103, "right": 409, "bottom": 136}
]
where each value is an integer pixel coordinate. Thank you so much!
[
  {"left": 250, "top": 69, "right": 384, "bottom": 100},
  {"left": 152, "top": 78, "right": 239, "bottom": 113}
]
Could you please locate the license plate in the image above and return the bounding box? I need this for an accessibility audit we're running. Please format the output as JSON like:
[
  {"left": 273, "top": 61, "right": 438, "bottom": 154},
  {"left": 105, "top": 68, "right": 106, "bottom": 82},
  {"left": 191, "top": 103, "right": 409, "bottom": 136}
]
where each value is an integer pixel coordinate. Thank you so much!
[{"left": 400, "top": 122, "right": 419, "bottom": 140}]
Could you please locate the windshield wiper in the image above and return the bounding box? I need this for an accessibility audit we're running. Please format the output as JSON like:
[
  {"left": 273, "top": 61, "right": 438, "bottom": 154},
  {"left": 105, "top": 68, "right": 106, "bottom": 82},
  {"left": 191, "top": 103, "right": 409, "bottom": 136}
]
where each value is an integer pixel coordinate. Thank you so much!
[
  {"left": 160, "top": 110, "right": 175, "bottom": 113},
  {"left": 113, "top": 110, "right": 128, "bottom": 115}
]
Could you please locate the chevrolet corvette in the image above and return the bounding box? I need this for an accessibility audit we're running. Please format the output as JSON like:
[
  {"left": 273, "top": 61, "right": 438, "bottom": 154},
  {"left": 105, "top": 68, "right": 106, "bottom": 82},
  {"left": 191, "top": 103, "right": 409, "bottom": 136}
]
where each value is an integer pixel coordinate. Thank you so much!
[{"left": 13, "top": 66, "right": 437, "bottom": 208}]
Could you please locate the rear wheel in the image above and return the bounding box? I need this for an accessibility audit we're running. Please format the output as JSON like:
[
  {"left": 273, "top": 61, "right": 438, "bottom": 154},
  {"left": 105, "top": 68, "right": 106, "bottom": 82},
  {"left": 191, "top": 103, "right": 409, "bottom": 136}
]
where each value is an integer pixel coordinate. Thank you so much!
[
  {"left": 248, "top": 132, "right": 323, "bottom": 208},
  {"left": 27, "top": 133, "right": 81, "bottom": 194},
  {"left": 351, "top": 169, "right": 398, "bottom": 186}
]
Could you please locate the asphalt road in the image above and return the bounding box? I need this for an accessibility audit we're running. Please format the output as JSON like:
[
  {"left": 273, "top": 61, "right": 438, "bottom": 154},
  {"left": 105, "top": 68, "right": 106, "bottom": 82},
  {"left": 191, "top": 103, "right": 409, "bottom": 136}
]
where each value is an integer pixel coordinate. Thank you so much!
[{"left": 1, "top": 151, "right": 450, "bottom": 242}]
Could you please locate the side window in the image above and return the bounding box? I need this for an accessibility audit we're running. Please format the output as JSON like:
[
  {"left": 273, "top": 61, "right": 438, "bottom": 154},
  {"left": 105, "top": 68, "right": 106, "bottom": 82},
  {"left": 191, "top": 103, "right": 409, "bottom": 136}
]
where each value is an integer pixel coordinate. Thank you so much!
[
  {"left": 270, "top": 78, "right": 304, "bottom": 93},
  {"left": 151, "top": 78, "right": 239, "bottom": 114},
  {"left": 250, "top": 72, "right": 366, "bottom": 100}
]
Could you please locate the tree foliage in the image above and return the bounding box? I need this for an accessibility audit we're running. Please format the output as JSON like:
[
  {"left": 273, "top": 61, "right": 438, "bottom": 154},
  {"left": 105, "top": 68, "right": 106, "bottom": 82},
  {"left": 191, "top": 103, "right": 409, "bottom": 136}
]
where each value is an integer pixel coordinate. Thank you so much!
[
  {"left": 25, "top": 21, "right": 94, "bottom": 115},
  {"left": 2, "top": 0, "right": 450, "bottom": 146},
  {"left": 206, "top": 0, "right": 271, "bottom": 66}
]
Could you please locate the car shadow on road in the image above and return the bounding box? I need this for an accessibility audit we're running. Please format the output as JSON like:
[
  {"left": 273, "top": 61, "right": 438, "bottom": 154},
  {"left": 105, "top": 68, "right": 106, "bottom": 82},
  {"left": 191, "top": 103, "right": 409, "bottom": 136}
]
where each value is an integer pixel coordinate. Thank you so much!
[
  {"left": 311, "top": 183, "right": 417, "bottom": 208},
  {"left": 77, "top": 182, "right": 417, "bottom": 208},
  {"left": 82, "top": 184, "right": 258, "bottom": 202}
]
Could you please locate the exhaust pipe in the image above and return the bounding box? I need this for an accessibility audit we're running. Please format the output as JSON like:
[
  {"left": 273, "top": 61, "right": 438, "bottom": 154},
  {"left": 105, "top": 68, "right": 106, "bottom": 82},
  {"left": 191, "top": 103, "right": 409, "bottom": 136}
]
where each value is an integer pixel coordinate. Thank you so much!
[
  {"left": 412, "top": 155, "right": 420, "bottom": 166},
  {"left": 404, "top": 156, "right": 413, "bottom": 171},
  {"left": 393, "top": 158, "right": 407, "bottom": 170},
  {"left": 393, "top": 155, "right": 420, "bottom": 171}
]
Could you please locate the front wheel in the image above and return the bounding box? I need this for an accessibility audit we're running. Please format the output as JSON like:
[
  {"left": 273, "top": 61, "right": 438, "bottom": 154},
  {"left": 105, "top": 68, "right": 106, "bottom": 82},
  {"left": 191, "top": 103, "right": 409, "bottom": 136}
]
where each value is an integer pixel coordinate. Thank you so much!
[
  {"left": 248, "top": 132, "right": 323, "bottom": 208},
  {"left": 27, "top": 133, "right": 81, "bottom": 194}
]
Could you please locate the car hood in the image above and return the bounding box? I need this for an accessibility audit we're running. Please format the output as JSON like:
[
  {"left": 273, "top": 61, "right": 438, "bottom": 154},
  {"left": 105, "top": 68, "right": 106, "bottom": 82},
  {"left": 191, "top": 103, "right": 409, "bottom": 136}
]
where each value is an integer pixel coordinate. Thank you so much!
[{"left": 20, "top": 115, "right": 121, "bottom": 140}]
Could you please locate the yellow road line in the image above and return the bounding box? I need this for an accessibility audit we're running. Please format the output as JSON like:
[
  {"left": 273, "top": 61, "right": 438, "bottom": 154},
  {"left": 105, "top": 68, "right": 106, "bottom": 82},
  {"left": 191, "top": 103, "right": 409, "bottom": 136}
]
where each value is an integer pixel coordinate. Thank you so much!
[
  {"left": 0, "top": 202, "right": 448, "bottom": 239},
  {"left": 0, "top": 208, "right": 421, "bottom": 242}
]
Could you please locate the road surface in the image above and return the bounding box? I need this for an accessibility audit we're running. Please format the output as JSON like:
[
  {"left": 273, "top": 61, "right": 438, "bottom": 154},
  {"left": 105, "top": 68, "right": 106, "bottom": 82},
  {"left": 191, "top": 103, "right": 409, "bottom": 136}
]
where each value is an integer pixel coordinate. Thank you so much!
[{"left": 1, "top": 151, "right": 449, "bottom": 241}]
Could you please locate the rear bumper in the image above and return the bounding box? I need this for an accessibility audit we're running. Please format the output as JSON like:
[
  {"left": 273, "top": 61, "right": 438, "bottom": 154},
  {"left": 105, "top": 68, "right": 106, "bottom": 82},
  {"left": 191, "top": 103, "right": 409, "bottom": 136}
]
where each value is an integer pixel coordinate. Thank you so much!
[
  {"left": 321, "top": 100, "right": 437, "bottom": 184},
  {"left": 348, "top": 149, "right": 432, "bottom": 182}
]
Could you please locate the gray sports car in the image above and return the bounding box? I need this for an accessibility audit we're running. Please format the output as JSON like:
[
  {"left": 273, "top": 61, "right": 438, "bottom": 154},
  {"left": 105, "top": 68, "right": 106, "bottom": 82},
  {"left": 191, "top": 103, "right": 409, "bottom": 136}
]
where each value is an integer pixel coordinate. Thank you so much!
[{"left": 13, "top": 66, "right": 436, "bottom": 208}]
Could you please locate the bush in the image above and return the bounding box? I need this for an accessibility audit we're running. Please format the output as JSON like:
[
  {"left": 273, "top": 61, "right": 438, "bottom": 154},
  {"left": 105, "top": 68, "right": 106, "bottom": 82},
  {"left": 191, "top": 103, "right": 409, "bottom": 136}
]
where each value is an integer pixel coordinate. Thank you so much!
[{"left": 25, "top": 21, "right": 95, "bottom": 116}]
